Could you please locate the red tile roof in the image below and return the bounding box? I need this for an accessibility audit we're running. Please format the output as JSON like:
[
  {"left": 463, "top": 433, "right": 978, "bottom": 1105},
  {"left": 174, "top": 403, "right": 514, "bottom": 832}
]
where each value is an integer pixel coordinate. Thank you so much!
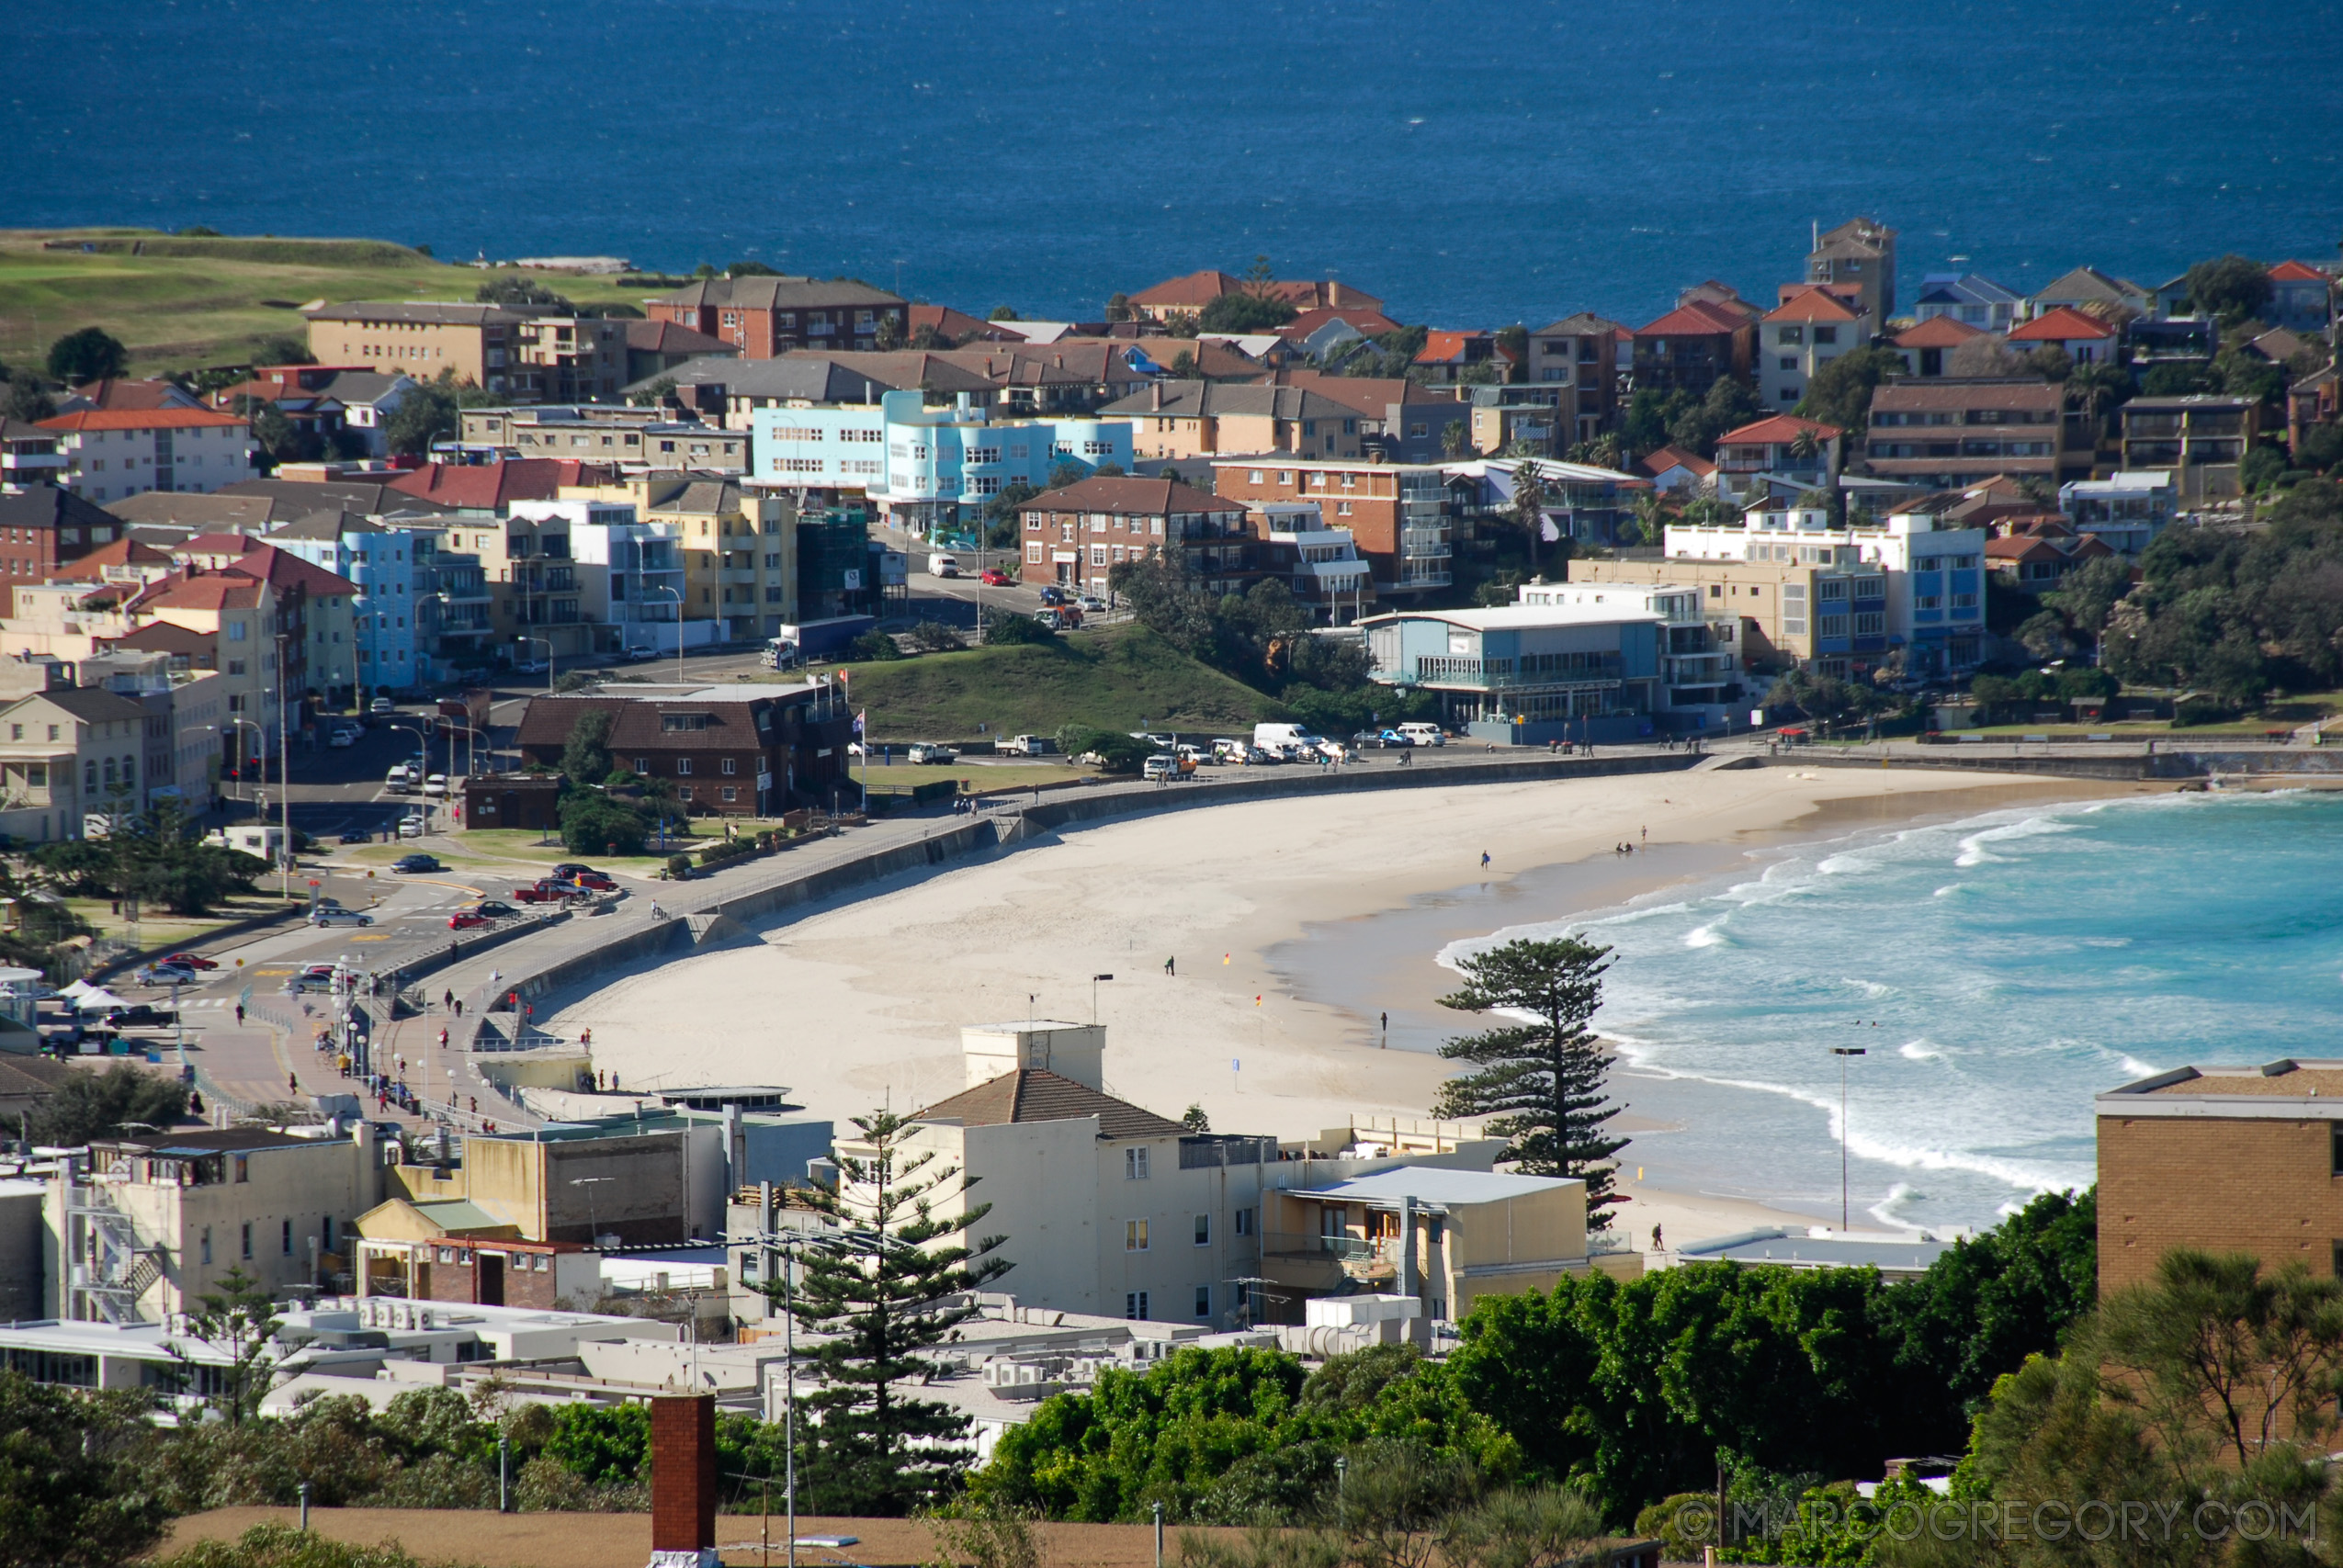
[
  {"left": 1414, "top": 330, "right": 1491, "bottom": 365},
  {"left": 40, "top": 408, "right": 249, "bottom": 432},
  {"left": 1636, "top": 300, "right": 1751, "bottom": 338},
  {"left": 1131, "top": 270, "right": 1242, "bottom": 308},
  {"left": 1020, "top": 476, "right": 1241, "bottom": 515},
  {"left": 906, "top": 304, "right": 1018, "bottom": 343},
  {"left": 1718, "top": 414, "right": 1842, "bottom": 446},
  {"left": 1892, "top": 316, "right": 1986, "bottom": 347},
  {"left": 2269, "top": 260, "right": 2328, "bottom": 283},
  {"left": 1637, "top": 445, "right": 1716, "bottom": 478},
  {"left": 1277, "top": 306, "right": 1400, "bottom": 342},
  {"left": 2009, "top": 306, "right": 2119, "bottom": 343},
  {"left": 386, "top": 459, "right": 613, "bottom": 509},
  {"left": 127, "top": 570, "right": 264, "bottom": 613},
  {"left": 1762, "top": 287, "right": 1863, "bottom": 323}
]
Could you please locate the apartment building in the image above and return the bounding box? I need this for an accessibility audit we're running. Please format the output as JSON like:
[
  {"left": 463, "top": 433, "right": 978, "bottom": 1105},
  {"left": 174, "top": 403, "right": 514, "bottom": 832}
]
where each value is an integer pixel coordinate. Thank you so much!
[
  {"left": 1513, "top": 581, "right": 1736, "bottom": 713},
  {"left": 1014, "top": 476, "right": 1246, "bottom": 598},
  {"left": 435, "top": 504, "right": 588, "bottom": 660},
  {"left": 48, "top": 1125, "right": 386, "bottom": 1323},
  {"left": 454, "top": 407, "right": 748, "bottom": 473},
  {"left": 0, "top": 684, "right": 156, "bottom": 841},
  {"left": 117, "top": 569, "right": 291, "bottom": 756},
  {"left": 646, "top": 276, "right": 908, "bottom": 358},
  {"left": 1466, "top": 387, "right": 1571, "bottom": 456},
  {"left": 1632, "top": 299, "right": 1754, "bottom": 398},
  {"left": 1713, "top": 414, "right": 1842, "bottom": 505},
  {"left": 750, "top": 389, "right": 1129, "bottom": 534},
  {"left": 507, "top": 498, "right": 688, "bottom": 654},
  {"left": 1103, "top": 380, "right": 1363, "bottom": 461},
  {"left": 1862, "top": 379, "right": 2078, "bottom": 491},
  {"left": 1213, "top": 457, "right": 1458, "bottom": 596},
  {"left": 510, "top": 315, "right": 631, "bottom": 402},
  {"left": 2119, "top": 395, "right": 2261, "bottom": 502},
  {"left": 1759, "top": 288, "right": 1871, "bottom": 409},
  {"left": 1805, "top": 217, "right": 1898, "bottom": 321},
  {"left": 305, "top": 302, "right": 528, "bottom": 395},
  {"left": 265, "top": 511, "right": 434, "bottom": 697},
  {"left": 0, "top": 486, "right": 130, "bottom": 616},
  {"left": 1522, "top": 313, "right": 1624, "bottom": 443},
  {"left": 514, "top": 683, "right": 852, "bottom": 815},
  {"left": 1252, "top": 502, "right": 1376, "bottom": 626},
  {"left": 2096, "top": 1059, "right": 2343, "bottom": 1293},
  {"left": 560, "top": 477, "right": 798, "bottom": 641},
  {"left": 1256, "top": 371, "right": 1460, "bottom": 465},
  {"left": 38, "top": 409, "right": 256, "bottom": 503}
]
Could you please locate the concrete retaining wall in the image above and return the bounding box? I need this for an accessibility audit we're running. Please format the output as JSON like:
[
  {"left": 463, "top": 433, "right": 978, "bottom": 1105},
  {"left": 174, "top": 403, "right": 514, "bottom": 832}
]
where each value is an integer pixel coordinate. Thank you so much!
[{"left": 1788, "top": 747, "right": 2343, "bottom": 783}]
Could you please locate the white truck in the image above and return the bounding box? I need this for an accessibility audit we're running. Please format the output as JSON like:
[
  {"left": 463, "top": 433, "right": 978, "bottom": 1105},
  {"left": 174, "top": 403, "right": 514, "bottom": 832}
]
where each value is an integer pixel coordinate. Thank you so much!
[{"left": 927, "top": 553, "right": 962, "bottom": 579}]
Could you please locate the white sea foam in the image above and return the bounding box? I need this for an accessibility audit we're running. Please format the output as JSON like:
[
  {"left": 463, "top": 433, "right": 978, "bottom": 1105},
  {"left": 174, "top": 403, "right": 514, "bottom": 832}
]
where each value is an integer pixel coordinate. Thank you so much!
[
  {"left": 1898, "top": 1040, "right": 1942, "bottom": 1061},
  {"left": 1684, "top": 920, "right": 1732, "bottom": 949}
]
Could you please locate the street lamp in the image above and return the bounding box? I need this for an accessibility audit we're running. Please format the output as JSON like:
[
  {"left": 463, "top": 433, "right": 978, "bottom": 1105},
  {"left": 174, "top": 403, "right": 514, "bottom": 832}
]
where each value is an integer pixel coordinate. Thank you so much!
[
  {"left": 647, "top": 583, "right": 685, "bottom": 686},
  {"left": 515, "top": 636, "right": 554, "bottom": 695},
  {"left": 746, "top": 1225, "right": 855, "bottom": 1568},
  {"left": 1830, "top": 1045, "right": 1866, "bottom": 1231},
  {"left": 571, "top": 1176, "right": 613, "bottom": 1245}
]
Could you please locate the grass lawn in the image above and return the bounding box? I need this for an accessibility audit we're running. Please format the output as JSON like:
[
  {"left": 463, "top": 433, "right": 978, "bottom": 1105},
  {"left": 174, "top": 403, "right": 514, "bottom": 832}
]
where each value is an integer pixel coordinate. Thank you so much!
[
  {"left": 809, "top": 624, "right": 1285, "bottom": 739},
  {"left": 59, "top": 894, "right": 303, "bottom": 954},
  {"left": 0, "top": 230, "right": 658, "bottom": 375}
]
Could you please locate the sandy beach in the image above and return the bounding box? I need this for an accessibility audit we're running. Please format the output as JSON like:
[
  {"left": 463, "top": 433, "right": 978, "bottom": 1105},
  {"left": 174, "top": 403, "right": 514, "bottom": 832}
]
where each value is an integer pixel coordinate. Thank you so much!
[{"left": 552, "top": 765, "right": 2151, "bottom": 1244}]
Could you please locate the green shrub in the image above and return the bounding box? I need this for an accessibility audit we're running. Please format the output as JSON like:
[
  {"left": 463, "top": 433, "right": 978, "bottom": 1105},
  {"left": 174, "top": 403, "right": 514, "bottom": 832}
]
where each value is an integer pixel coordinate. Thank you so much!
[
  {"left": 2172, "top": 694, "right": 2236, "bottom": 728},
  {"left": 665, "top": 853, "right": 692, "bottom": 878}
]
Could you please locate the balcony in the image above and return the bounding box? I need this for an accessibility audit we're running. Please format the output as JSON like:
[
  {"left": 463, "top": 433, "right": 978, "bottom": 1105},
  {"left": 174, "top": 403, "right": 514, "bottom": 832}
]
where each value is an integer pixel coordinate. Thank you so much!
[{"left": 1399, "top": 655, "right": 1621, "bottom": 691}]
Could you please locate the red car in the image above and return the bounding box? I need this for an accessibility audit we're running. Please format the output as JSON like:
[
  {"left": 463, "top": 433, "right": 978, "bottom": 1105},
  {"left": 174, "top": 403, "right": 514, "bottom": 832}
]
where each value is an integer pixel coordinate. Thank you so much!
[
  {"left": 561, "top": 872, "right": 617, "bottom": 892},
  {"left": 447, "top": 910, "right": 492, "bottom": 931},
  {"left": 512, "top": 882, "right": 573, "bottom": 904},
  {"left": 162, "top": 952, "right": 220, "bottom": 971},
  {"left": 979, "top": 568, "right": 1013, "bottom": 586}
]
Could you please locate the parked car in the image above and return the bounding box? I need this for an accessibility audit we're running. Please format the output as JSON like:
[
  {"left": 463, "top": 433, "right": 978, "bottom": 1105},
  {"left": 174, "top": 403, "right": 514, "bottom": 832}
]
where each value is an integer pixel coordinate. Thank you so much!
[
  {"left": 1038, "top": 585, "right": 1067, "bottom": 607},
  {"left": 283, "top": 964, "right": 339, "bottom": 995},
  {"left": 473, "top": 900, "right": 517, "bottom": 920},
  {"left": 397, "top": 815, "right": 427, "bottom": 839},
  {"left": 1034, "top": 608, "right": 1067, "bottom": 631},
  {"left": 560, "top": 871, "right": 617, "bottom": 892},
  {"left": 514, "top": 659, "right": 549, "bottom": 675},
  {"left": 134, "top": 964, "right": 200, "bottom": 987},
  {"left": 391, "top": 853, "right": 442, "bottom": 874},
  {"left": 513, "top": 881, "right": 580, "bottom": 904},
  {"left": 328, "top": 726, "right": 358, "bottom": 748},
  {"left": 1397, "top": 723, "right": 1443, "bottom": 747},
  {"left": 103, "top": 1005, "right": 176, "bottom": 1030},
  {"left": 907, "top": 742, "right": 956, "bottom": 764},
  {"left": 423, "top": 773, "right": 449, "bottom": 797},
  {"left": 550, "top": 863, "right": 605, "bottom": 880},
  {"left": 979, "top": 568, "right": 1013, "bottom": 586},
  {"left": 339, "top": 829, "right": 372, "bottom": 844},
  {"left": 310, "top": 907, "right": 375, "bottom": 927},
  {"left": 386, "top": 765, "right": 417, "bottom": 793},
  {"left": 1076, "top": 594, "right": 1107, "bottom": 613},
  {"left": 927, "top": 553, "right": 962, "bottom": 578},
  {"left": 161, "top": 953, "right": 219, "bottom": 971},
  {"left": 369, "top": 697, "right": 396, "bottom": 716},
  {"left": 448, "top": 909, "right": 492, "bottom": 931},
  {"left": 624, "top": 645, "right": 660, "bottom": 661}
]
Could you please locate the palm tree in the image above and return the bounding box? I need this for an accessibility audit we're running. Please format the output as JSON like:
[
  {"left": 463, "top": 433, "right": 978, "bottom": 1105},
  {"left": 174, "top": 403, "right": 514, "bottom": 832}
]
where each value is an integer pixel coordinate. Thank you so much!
[{"left": 1511, "top": 461, "right": 1552, "bottom": 571}]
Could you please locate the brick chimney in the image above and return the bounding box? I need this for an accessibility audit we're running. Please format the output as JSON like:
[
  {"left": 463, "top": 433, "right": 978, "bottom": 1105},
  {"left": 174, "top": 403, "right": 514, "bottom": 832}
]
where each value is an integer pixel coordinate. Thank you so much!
[
  {"left": 1149, "top": 381, "right": 1163, "bottom": 412},
  {"left": 648, "top": 1394, "right": 718, "bottom": 1568}
]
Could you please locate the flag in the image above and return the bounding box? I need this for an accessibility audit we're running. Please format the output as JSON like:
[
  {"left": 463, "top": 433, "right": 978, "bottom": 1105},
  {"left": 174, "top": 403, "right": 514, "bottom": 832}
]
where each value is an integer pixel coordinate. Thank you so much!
[{"left": 854, "top": 709, "right": 866, "bottom": 738}]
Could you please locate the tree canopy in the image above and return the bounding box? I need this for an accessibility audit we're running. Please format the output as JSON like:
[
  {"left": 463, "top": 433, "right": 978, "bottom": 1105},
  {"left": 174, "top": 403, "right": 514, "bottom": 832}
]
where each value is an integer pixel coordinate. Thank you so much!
[
  {"left": 1793, "top": 346, "right": 1903, "bottom": 438},
  {"left": 1198, "top": 293, "right": 1298, "bottom": 333},
  {"left": 23, "top": 1063, "right": 190, "bottom": 1145},
  {"left": 0, "top": 1372, "right": 172, "bottom": 1568},
  {"left": 47, "top": 326, "right": 130, "bottom": 384},
  {"left": 2182, "top": 254, "right": 2274, "bottom": 325}
]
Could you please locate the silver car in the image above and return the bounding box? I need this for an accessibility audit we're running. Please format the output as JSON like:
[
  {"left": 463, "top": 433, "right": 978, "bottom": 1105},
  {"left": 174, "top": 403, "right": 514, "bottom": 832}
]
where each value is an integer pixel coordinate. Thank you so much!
[{"left": 310, "top": 908, "right": 375, "bottom": 927}]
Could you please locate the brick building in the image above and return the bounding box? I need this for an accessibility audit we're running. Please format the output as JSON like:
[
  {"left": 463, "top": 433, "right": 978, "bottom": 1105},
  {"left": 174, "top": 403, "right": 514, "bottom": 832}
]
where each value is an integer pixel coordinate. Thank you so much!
[
  {"left": 0, "top": 486, "right": 129, "bottom": 616},
  {"left": 1014, "top": 475, "right": 1247, "bottom": 597},
  {"left": 514, "top": 684, "right": 852, "bottom": 816},
  {"left": 304, "top": 302, "right": 530, "bottom": 396},
  {"left": 1213, "top": 457, "right": 1461, "bottom": 597},
  {"left": 2097, "top": 1059, "right": 2343, "bottom": 1293},
  {"left": 1862, "top": 379, "right": 2081, "bottom": 491},
  {"left": 646, "top": 276, "right": 908, "bottom": 358}
]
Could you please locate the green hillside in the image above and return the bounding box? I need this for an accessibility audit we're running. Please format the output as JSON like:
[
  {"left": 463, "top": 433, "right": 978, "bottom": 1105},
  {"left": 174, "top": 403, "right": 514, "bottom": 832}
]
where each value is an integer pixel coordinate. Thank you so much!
[
  {"left": 832, "top": 625, "right": 1289, "bottom": 739},
  {"left": 0, "top": 229, "right": 656, "bottom": 376}
]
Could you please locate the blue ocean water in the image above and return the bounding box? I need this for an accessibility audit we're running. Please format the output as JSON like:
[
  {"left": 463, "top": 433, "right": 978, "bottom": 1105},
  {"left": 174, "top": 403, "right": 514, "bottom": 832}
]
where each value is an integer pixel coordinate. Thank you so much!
[
  {"left": 1443, "top": 792, "right": 2343, "bottom": 1234},
  {"left": 7, "top": 1, "right": 2340, "bottom": 328}
]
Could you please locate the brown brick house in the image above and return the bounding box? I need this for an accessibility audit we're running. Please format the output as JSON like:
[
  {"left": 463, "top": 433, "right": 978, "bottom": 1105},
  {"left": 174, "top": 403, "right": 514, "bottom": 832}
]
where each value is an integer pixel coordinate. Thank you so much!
[
  {"left": 646, "top": 277, "right": 908, "bottom": 358},
  {"left": 514, "top": 685, "right": 851, "bottom": 816},
  {"left": 0, "top": 485, "right": 128, "bottom": 616}
]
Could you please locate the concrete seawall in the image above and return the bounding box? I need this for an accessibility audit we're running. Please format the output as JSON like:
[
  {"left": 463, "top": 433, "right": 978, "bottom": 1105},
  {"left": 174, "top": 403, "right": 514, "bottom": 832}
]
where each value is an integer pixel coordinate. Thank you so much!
[{"left": 1787, "top": 747, "right": 2343, "bottom": 782}]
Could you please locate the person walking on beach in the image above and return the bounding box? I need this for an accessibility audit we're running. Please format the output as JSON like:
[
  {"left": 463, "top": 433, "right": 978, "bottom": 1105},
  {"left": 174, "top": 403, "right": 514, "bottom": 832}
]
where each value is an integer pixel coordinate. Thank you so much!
[
  {"left": 1379, "top": 1010, "right": 1388, "bottom": 1045},
  {"left": 1480, "top": 851, "right": 1490, "bottom": 870},
  {"left": 1164, "top": 954, "right": 1176, "bottom": 976},
  {"left": 1651, "top": 1223, "right": 1663, "bottom": 1251}
]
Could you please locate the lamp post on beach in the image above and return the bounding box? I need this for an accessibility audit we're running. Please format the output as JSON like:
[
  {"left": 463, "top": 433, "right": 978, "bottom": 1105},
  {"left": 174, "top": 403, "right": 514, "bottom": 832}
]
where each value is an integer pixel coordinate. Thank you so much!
[{"left": 1830, "top": 1046, "right": 1865, "bottom": 1230}]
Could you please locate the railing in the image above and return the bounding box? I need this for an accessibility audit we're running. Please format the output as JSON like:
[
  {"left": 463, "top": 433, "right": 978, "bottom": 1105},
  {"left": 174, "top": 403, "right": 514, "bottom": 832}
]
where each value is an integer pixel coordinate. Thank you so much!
[{"left": 1263, "top": 1230, "right": 1381, "bottom": 1261}]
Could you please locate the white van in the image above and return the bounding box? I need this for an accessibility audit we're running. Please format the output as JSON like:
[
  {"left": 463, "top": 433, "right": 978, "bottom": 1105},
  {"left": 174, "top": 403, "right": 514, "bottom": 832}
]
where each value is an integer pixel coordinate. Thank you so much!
[
  {"left": 1397, "top": 723, "right": 1444, "bottom": 748},
  {"left": 1251, "top": 722, "right": 1326, "bottom": 754},
  {"left": 927, "top": 553, "right": 962, "bottom": 579}
]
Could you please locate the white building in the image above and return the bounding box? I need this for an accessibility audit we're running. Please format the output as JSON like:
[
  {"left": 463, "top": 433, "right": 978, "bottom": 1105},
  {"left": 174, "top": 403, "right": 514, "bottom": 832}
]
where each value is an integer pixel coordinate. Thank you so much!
[
  {"left": 38, "top": 409, "right": 257, "bottom": 502},
  {"left": 507, "top": 499, "right": 693, "bottom": 654},
  {"left": 1664, "top": 507, "right": 1986, "bottom": 668},
  {"left": 751, "top": 389, "right": 1132, "bottom": 532},
  {"left": 2058, "top": 470, "right": 2177, "bottom": 555},
  {"left": 1513, "top": 581, "right": 1736, "bottom": 714}
]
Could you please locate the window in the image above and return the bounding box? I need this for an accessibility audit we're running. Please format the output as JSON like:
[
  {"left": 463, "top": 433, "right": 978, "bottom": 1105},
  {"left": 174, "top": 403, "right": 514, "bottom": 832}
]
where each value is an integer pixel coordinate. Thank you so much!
[
  {"left": 1235, "top": 1207, "right": 1255, "bottom": 1236},
  {"left": 1126, "top": 1219, "right": 1150, "bottom": 1252},
  {"left": 1126, "top": 1291, "right": 1149, "bottom": 1320},
  {"left": 721, "top": 757, "right": 737, "bottom": 774},
  {"left": 1194, "top": 1285, "right": 1212, "bottom": 1319},
  {"left": 678, "top": 785, "right": 693, "bottom": 802},
  {"left": 200, "top": 1226, "right": 211, "bottom": 1266},
  {"left": 2329, "top": 1121, "right": 2343, "bottom": 1177},
  {"left": 635, "top": 758, "right": 650, "bottom": 774},
  {"left": 241, "top": 1223, "right": 252, "bottom": 1259},
  {"left": 676, "top": 757, "right": 692, "bottom": 774},
  {"left": 1194, "top": 1213, "right": 1211, "bottom": 1246},
  {"left": 1853, "top": 613, "right": 1885, "bottom": 636},
  {"left": 720, "top": 785, "right": 737, "bottom": 802},
  {"left": 1777, "top": 325, "right": 1804, "bottom": 345},
  {"left": 1026, "top": 541, "right": 1043, "bottom": 563},
  {"left": 233, "top": 1156, "right": 249, "bottom": 1183},
  {"left": 1952, "top": 592, "right": 1978, "bottom": 610},
  {"left": 282, "top": 1219, "right": 293, "bottom": 1257},
  {"left": 1126, "top": 1146, "right": 1150, "bottom": 1180},
  {"left": 1091, "top": 545, "right": 1107, "bottom": 567},
  {"left": 1814, "top": 326, "right": 1839, "bottom": 344},
  {"left": 1779, "top": 357, "right": 1798, "bottom": 371}
]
